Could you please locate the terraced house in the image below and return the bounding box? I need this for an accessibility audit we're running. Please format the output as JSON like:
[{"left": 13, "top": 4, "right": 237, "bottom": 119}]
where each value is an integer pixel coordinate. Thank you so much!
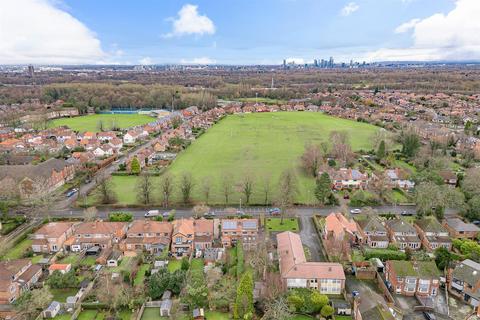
[
  {"left": 171, "top": 219, "right": 194, "bottom": 258},
  {"left": 385, "top": 219, "right": 421, "bottom": 250},
  {"left": 385, "top": 260, "right": 440, "bottom": 297},
  {"left": 414, "top": 217, "right": 452, "bottom": 251},
  {"left": 443, "top": 218, "right": 480, "bottom": 240},
  {"left": 356, "top": 216, "right": 389, "bottom": 248},
  {"left": 0, "top": 259, "right": 42, "bottom": 304},
  {"left": 122, "top": 220, "right": 172, "bottom": 254}
]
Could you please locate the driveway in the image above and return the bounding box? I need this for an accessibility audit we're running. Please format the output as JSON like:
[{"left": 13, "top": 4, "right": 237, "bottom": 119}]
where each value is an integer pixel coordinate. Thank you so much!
[
  {"left": 298, "top": 215, "right": 325, "bottom": 262},
  {"left": 346, "top": 275, "right": 388, "bottom": 313}
]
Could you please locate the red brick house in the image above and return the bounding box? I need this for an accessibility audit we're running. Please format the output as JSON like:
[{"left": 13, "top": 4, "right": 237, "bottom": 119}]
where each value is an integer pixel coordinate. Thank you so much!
[
  {"left": 443, "top": 218, "right": 480, "bottom": 240},
  {"left": 385, "top": 260, "right": 440, "bottom": 297},
  {"left": 122, "top": 220, "right": 172, "bottom": 254},
  {"left": 31, "top": 222, "right": 75, "bottom": 253}
]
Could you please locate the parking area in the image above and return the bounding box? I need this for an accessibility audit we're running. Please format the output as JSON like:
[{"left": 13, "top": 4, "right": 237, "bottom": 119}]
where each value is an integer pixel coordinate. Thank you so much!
[{"left": 345, "top": 275, "right": 388, "bottom": 313}]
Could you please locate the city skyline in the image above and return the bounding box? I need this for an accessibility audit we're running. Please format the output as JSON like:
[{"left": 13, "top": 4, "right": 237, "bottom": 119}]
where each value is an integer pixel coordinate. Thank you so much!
[{"left": 1, "top": 0, "right": 479, "bottom": 65}]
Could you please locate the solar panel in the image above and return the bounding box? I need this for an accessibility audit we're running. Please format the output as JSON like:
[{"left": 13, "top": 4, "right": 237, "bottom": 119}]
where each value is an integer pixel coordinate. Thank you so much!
[
  {"left": 243, "top": 220, "right": 257, "bottom": 229},
  {"left": 222, "top": 221, "right": 237, "bottom": 230}
]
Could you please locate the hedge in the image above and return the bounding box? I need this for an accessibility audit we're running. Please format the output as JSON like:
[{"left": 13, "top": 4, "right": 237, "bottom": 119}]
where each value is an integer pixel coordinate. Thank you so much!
[{"left": 364, "top": 249, "right": 406, "bottom": 261}]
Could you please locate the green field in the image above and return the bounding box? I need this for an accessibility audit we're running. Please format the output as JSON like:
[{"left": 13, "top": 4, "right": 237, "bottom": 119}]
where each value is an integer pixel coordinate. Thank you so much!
[
  {"left": 88, "top": 112, "right": 380, "bottom": 205},
  {"left": 1, "top": 238, "right": 32, "bottom": 260},
  {"left": 49, "top": 114, "right": 155, "bottom": 132}
]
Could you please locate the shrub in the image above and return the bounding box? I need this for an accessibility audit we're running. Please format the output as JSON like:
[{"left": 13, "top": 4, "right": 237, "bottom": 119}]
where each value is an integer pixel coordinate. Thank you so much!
[
  {"left": 108, "top": 212, "right": 133, "bottom": 222},
  {"left": 364, "top": 249, "right": 406, "bottom": 261}
]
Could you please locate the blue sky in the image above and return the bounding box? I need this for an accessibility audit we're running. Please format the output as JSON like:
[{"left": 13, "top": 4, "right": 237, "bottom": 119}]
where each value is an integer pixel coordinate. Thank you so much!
[{"left": 1, "top": 0, "right": 479, "bottom": 64}]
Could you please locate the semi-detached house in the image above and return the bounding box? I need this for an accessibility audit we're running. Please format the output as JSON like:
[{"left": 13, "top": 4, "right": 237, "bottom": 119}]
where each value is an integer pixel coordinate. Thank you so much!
[{"left": 31, "top": 222, "right": 75, "bottom": 254}]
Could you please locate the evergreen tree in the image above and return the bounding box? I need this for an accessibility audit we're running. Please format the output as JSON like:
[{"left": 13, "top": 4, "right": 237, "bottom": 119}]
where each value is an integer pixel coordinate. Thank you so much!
[
  {"left": 234, "top": 271, "right": 254, "bottom": 319},
  {"left": 315, "top": 172, "right": 332, "bottom": 205},
  {"left": 130, "top": 157, "right": 141, "bottom": 175},
  {"left": 376, "top": 140, "right": 386, "bottom": 160}
]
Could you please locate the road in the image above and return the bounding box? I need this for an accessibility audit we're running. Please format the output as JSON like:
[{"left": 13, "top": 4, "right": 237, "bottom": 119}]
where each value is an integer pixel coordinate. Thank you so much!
[
  {"left": 50, "top": 204, "right": 460, "bottom": 219},
  {"left": 55, "top": 138, "right": 158, "bottom": 210}
]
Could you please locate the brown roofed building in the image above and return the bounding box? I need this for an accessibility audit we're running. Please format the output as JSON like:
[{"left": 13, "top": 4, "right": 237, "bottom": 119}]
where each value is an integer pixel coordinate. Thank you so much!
[
  {"left": 193, "top": 219, "right": 214, "bottom": 252},
  {"left": 0, "top": 259, "right": 42, "bottom": 305},
  {"left": 171, "top": 219, "right": 195, "bottom": 258},
  {"left": 31, "top": 222, "right": 75, "bottom": 253},
  {"left": 277, "top": 231, "right": 345, "bottom": 294},
  {"left": 221, "top": 219, "right": 259, "bottom": 250},
  {"left": 122, "top": 220, "right": 172, "bottom": 254},
  {"left": 65, "top": 221, "right": 128, "bottom": 252}
]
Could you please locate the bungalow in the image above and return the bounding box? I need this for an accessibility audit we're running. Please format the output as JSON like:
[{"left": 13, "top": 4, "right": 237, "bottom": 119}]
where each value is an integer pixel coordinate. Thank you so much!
[
  {"left": 439, "top": 170, "right": 458, "bottom": 187},
  {"left": 356, "top": 216, "right": 389, "bottom": 248},
  {"left": 221, "top": 219, "right": 259, "bottom": 250},
  {"left": 0, "top": 259, "right": 42, "bottom": 304},
  {"left": 123, "top": 220, "right": 173, "bottom": 254},
  {"left": 415, "top": 217, "right": 452, "bottom": 251},
  {"left": 171, "top": 219, "right": 195, "bottom": 258},
  {"left": 449, "top": 259, "right": 480, "bottom": 310},
  {"left": 31, "top": 222, "right": 75, "bottom": 253},
  {"left": 65, "top": 221, "right": 128, "bottom": 252},
  {"left": 323, "top": 168, "right": 369, "bottom": 190},
  {"left": 385, "top": 219, "right": 421, "bottom": 251},
  {"left": 385, "top": 260, "right": 440, "bottom": 297},
  {"left": 443, "top": 218, "right": 480, "bottom": 240},
  {"left": 385, "top": 168, "right": 415, "bottom": 190},
  {"left": 277, "top": 231, "right": 345, "bottom": 293}
]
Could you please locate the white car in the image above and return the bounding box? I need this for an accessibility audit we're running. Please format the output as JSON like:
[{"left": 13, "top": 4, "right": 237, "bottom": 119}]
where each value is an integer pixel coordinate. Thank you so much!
[
  {"left": 350, "top": 208, "right": 362, "bottom": 214},
  {"left": 145, "top": 210, "right": 160, "bottom": 217}
]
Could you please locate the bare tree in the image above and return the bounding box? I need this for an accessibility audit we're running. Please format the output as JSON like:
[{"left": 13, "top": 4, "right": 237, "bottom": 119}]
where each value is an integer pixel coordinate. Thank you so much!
[
  {"left": 97, "top": 119, "right": 105, "bottom": 132},
  {"left": 277, "top": 168, "right": 298, "bottom": 224},
  {"left": 221, "top": 172, "right": 234, "bottom": 205},
  {"left": 94, "top": 174, "right": 117, "bottom": 204},
  {"left": 83, "top": 206, "right": 98, "bottom": 221},
  {"left": 179, "top": 172, "right": 194, "bottom": 204},
  {"left": 241, "top": 174, "right": 255, "bottom": 205},
  {"left": 300, "top": 143, "right": 323, "bottom": 177},
  {"left": 261, "top": 174, "right": 272, "bottom": 206},
  {"left": 136, "top": 172, "right": 154, "bottom": 205},
  {"left": 193, "top": 203, "right": 210, "bottom": 218},
  {"left": 160, "top": 173, "right": 174, "bottom": 208},
  {"left": 261, "top": 297, "right": 292, "bottom": 320},
  {"left": 201, "top": 176, "right": 212, "bottom": 204},
  {"left": 330, "top": 130, "right": 353, "bottom": 166}
]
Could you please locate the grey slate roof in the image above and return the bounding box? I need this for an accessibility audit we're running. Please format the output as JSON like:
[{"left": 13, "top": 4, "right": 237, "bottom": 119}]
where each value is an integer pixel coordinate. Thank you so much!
[
  {"left": 445, "top": 218, "right": 480, "bottom": 232},
  {"left": 453, "top": 259, "right": 480, "bottom": 287}
]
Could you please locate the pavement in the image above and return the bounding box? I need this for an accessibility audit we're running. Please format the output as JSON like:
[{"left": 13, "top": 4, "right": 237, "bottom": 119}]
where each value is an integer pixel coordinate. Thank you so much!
[{"left": 298, "top": 215, "right": 325, "bottom": 261}]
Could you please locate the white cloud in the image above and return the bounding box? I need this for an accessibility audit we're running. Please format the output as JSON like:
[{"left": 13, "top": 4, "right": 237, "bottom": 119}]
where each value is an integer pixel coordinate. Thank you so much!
[
  {"left": 341, "top": 2, "right": 359, "bottom": 16},
  {"left": 395, "top": 18, "right": 420, "bottom": 34},
  {"left": 164, "top": 4, "right": 215, "bottom": 38},
  {"left": 180, "top": 57, "right": 216, "bottom": 65},
  {"left": 0, "top": 0, "right": 105, "bottom": 64},
  {"left": 139, "top": 57, "right": 153, "bottom": 65},
  {"left": 366, "top": 0, "right": 480, "bottom": 61},
  {"left": 285, "top": 57, "right": 306, "bottom": 65}
]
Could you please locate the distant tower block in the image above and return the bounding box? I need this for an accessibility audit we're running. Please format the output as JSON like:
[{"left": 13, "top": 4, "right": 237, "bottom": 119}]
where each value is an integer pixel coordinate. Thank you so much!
[
  {"left": 271, "top": 77, "right": 275, "bottom": 89},
  {"left": 27, "top": 65, "right": 34, "bottom": 78}
]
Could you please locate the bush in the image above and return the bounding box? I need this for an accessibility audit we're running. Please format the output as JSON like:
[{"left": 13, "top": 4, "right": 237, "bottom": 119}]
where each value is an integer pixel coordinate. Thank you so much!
[
  {"left": 350, "top": 190, "right": 380, "bottom": 207},
  {"left": 108, "top": 212, "right": 133, "bottom": 222},
  {"left": 364, "top": 249, "right": 406, "bottom": 261},
  {"left": 287, "top": 288, "right": 329, "bottom": 315}
]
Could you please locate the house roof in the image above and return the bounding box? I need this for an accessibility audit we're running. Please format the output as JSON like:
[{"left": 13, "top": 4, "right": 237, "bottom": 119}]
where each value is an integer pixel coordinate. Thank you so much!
[
  {"left": 49, "top": 264, "right": 71, "bottom": 271},
  {"left": 325, "top": 212, "right": 358, "bottom": 238},
  {"left": 445, "top": 218, "right": 480, "bottom": 232},
  {"left": 173, "top": 218, "right": 194, "bottom": 236},
  {"left": 358, "top": 216, "right": 386, "bottom": 233},
  {"left": 388, "top": 260, "right": 440, "bottom": 278},
  {"left": 127, "top": 220, "right": 172, "bottom": 235},
  {"left": 453, "top": 259, "right": 480, "bottom": 287},
  {"left": 34, "top": 222, "right": 74, "bottom": 238},
  {"left": 0, "top": 158, "right": 72, "bottom": 182},
  {"left": 386, "top": 219, "right": 416, "bottom": 234},
  {"left": 277, "top": 231, "right": 345, "bottom": 280},
  {"left": 415, "top": 217, "right": 447, "bottom": 233},
  {"left": 193, "top": 219, "right": 214, "bottom": 235},
  {"left": 74, "top": 221, "right": 127, "bottom": 237}
]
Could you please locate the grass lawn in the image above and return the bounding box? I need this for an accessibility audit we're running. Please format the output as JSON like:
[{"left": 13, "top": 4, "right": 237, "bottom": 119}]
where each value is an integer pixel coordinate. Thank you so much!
[
  {"left": 292, "top": 315, "right": 313, "bottom": 320},
  {"left": 77, "top": 310, "right": 100, "bottom": 320},
  {"left": 53, "top": 314, "right": 72, "bottom": 320},
  {"left": 393, "top": 159, "right": 417, "bottom": 174},
  {"left": 80, "top": 256, "right": 97, "bottom": 267},
  {"left": 51, "top": 288, "right": 78, "bottom": 302},
  {"left": 265, "top": 218, "right": 299, "bottom": 232},
  {"left": 335, "top": 316, "right": 352, "bottom": 320},
  {"left": 134, "top": 264, "right": 150, "bottom": 286},
  {"left": 352, "top": 249, "right": 365, "bottom": 262},
  {"left": 49, "top": 114, "right": 155, "bottom": 132},
  {"left": 88, "top": 112, "right": 381, "bottom": 205},
  {"left": 117, "top": 310, "right": 132, "bottom": 320},
  {"left": 58, "top": 254, "right": 81, "bottom": 265},
  {"left": 386, "top": 189, "right": 409, "bottom": 204},
  {"left": 190, "top": 258, "right": 204, "bottom": 272},
  {"left": 110, "top": 256, "right": 133, "bottom": 273},
  {"left": 205, "top": 311, "right": 230, "bottom": 319},
  {"left": 1, "top": 238, "right": 32, "bottom": 260},
  {"left": 167, "top": 259, "right": 181, "bottom": 273},
  {"left": 141, "top": 307, "right": 159, "bottom": 320},
  {"left": 31, "top": 254, "right": 44, "bottom": 264}
]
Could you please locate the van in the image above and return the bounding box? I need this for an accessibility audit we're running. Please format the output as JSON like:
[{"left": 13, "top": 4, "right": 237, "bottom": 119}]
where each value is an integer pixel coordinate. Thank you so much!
[{"left": 145, "top": 210, "right": 160, "bottom": 217}]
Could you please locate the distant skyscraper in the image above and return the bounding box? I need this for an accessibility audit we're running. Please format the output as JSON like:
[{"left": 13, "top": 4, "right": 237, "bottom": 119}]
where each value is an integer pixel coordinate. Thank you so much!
[
  {"left": 314, "top": 59, "right": 318, "bottom": 67},
  {"left": 329, "top": 57, "right": 334, "bottom": 68},
  {"left": 283, "top": 59, "right": 286, "bottom": 68},
  {"left": 27, "top": 65, "right": 34, "bottom": 77}
]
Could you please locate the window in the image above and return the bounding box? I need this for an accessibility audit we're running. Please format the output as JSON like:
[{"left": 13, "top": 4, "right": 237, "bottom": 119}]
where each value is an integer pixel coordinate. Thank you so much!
[{"left": 175, "top": 237, "right": 182, "bottom": 243}]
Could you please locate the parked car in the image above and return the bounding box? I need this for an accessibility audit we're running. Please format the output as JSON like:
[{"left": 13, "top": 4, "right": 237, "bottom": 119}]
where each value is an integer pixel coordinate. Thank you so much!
[
  {"left": 423, "top": 312, "right": 436, "bottom": 320},
  {"left": 269, "top": 208, "right": 281, "bottom": 215},
  {"left": 66, "top": 188, "right": 78, "bottom": 198},
  {"left": 350, "top": 208, "right": 362, "bottom": 214},
  {"left": 162, "top": 211, "right": 170, "bottom": 218},
  {"left": 145, "top": 210, "right": 160, "bottom": 217},
  {"left": 204, "top": 212, "right": 216, "bottom": 218},
  {"left": 401, "top": 211, "right": 413, "bottom": 216},
  {"left": 237, "top": 210, "right": 245, "bottom": 216}
]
